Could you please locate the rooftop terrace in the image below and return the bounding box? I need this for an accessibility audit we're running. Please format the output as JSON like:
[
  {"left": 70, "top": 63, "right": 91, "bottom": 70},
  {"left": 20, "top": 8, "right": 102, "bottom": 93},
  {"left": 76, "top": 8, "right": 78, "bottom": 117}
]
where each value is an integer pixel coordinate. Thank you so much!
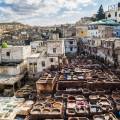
[{"left": 0, "top": 74, "right": 24, "bottom": 85}]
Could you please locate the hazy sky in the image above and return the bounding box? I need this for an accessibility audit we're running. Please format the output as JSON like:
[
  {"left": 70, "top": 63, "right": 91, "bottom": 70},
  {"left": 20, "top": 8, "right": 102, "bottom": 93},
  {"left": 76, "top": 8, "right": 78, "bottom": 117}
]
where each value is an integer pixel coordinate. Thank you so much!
[{"left": 0, "top": 0, "right": 119, "bottom": 26}]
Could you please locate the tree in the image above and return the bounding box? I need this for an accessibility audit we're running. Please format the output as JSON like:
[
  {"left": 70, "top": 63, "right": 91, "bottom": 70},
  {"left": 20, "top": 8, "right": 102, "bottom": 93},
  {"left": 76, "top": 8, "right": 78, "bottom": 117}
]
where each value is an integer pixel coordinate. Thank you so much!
[
  {"left": 96, "top": 5, "right": 105, "bottom": 20},
  {"left": 1, "top": 41, "right": 8, "bottom": 48}
]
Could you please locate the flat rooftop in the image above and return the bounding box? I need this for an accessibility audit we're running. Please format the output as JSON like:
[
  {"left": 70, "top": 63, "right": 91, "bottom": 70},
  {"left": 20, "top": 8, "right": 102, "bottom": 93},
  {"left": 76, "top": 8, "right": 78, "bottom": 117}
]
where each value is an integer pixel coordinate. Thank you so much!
[
  {"left": 29, "top": 53, "right": 40, "bottom": 58},
  {"left": 0, "top": 74, "right": 24, "bottom": 85}
]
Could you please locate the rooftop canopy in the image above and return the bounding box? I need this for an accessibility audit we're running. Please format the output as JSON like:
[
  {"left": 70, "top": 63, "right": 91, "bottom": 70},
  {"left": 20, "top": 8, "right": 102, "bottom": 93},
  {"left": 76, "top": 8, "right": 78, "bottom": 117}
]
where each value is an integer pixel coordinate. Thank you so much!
[{"left": 90, "top": 19, "right": 120, "bottom": 26}]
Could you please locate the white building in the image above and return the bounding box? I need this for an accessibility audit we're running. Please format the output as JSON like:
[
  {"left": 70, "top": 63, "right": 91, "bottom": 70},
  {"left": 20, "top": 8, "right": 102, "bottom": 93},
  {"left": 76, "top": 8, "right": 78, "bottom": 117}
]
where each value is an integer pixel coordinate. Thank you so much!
[
  {"left": 27, "top": 53, "right": 42, "bottom": 77},
  {"left": 87, "top": 19, "right": 119, "bottom": 38},
  {"left": 88, "top": 28, "right": 100, "bottom": 38},
  {"left": 81, "top": 37, "right": 120, "bottom": 68},
  {"left": 83, "top": 37, "right": 120, "bottom": 66},
  {"left": 64, "top": 38, "right": 77, "bottom": 55},
  {"left": 30, "top": 41, "right": 43, "bottom": 49},
  {"left": 0, "top": 46, "right": 31, "bottom": 63},
  {"left": 105, "top": 3, "right": 120, "bottom": 22},
  {"left": 27, "top": 39, "right": 65, "bottom": 78},
  {"left": 0, "top": 46, "right": 31, "bottom": 75},
  {"left": 0, "top": 62, "right": 26, "bottom": 76},
  {"left": 28, "top": 53, "right": 59, "bottom": 75},
  {"left": 47, "top": 39, "right": 65, "bottom": 56},
  {"left": 0, "top": 45, "right": 32, "bottom": 95},
  {"left": 30, "top": 41, "right": 46, "bottom": 53}
]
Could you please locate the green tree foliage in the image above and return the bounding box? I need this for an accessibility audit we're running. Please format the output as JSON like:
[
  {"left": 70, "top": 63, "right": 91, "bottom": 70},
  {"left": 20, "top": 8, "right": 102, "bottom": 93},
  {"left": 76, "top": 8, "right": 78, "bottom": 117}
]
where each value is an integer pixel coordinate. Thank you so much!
[
  {"left": 96, "top": 5, "right": 105, "bottom": 20},
  {"left": 2, "top": 42, "right": 8, "bottom": 48}
]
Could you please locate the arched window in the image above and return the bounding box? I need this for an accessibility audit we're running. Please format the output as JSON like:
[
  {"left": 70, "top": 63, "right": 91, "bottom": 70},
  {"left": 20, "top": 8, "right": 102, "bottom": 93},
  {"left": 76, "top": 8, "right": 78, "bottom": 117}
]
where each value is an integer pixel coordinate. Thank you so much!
[{"left": 108, "top": 13, "right": 111, "bottom": 18}]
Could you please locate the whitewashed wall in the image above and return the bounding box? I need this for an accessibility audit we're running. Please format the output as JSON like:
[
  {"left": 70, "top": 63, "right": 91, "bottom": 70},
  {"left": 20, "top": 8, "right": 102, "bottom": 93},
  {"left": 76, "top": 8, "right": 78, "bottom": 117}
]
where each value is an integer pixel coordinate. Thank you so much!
[
  {"left": 0, "top": 46, "right": 31, "bottom": 62},
  {"left": 28, "top": 55, "right": 59, "bottom": 73},
  {"left": 47, "top": 40, "right": 65, "bottom": 56},
  {"left": 0, "top": 61, "right": 26, "bottom": 75}
]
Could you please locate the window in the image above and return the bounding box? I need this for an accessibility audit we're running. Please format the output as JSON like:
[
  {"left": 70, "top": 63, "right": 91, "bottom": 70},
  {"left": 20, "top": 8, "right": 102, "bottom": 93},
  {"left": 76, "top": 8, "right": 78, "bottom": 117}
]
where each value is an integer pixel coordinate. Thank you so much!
[
  {"left": 6, "top": 52, "right": 10, "bottom": 56},
  {"left": 50, "top": 58, "right": 54, "bottom": 62},
  {"left": 29, "top": 63, "right": 33, "bottom": 72},
  {"left": 53, "top": 48, "right": 56, "bottom": 53},
  {"left": 29, "top": 63, "right": 33, "bottom": 65},
  {"left": 115, "top": 12, "right": 117, "bottom": 17},
  {"left": 34, "top": 63, "right": 37, "bottom": 72},
  {"left": 88, "top": 26, "right": 90, "bottom": 30},
  {"left": 116, "top": 32, "right": 119, "bottom": 36},
  {"left": 29, "top": 63, "right": 37, "bottom": 72},
  {"left": 69, "top": 41, "right": 73, "bottom": 44},
  {"left": 108, "top": 13, "right": 111, "bottom": 18},
  {"left": 95, "top": 25, "right": 98, "bottom": 29},
  {"left": 81, "top": 31, "right": 84, "bottom": 34},
  {"left": 70, "top": 47, "right": 73, "bottom": 51},
  {"left": 42, "top": 61, "right": 45, "bottom": 67},
  {"left": 107, "top": 50, "right": 110, "bottom": 56},
  {"left": 34, "top": 63, "right": 37, "bottom": 66}
]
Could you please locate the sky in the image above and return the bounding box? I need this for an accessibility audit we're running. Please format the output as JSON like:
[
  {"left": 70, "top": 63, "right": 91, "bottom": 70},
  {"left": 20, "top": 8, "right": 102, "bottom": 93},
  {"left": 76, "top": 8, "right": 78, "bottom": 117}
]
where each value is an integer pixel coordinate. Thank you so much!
[{"left": 0, "top": 0, "right": 120, "bottom": 26}]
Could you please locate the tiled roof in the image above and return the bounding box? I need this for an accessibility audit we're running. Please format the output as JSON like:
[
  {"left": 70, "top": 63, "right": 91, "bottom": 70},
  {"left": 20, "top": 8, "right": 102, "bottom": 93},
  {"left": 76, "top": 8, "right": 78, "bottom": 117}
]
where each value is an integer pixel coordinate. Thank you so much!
[{"left": 90, "top": 19, "right": 120, "bottom": 26}]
